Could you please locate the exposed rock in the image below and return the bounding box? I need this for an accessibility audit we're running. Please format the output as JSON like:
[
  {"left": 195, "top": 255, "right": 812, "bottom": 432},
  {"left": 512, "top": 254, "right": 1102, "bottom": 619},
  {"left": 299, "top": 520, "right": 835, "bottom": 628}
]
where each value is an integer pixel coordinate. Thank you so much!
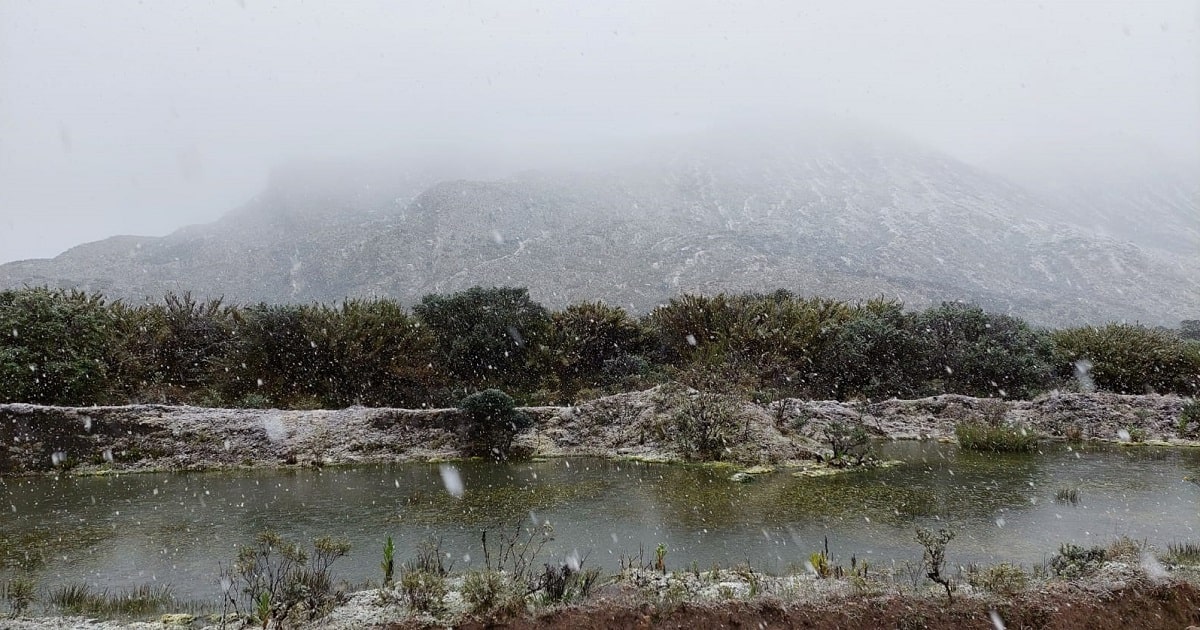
[{"left": 1, "top": 388, "right": 1194, "bottom": 476}]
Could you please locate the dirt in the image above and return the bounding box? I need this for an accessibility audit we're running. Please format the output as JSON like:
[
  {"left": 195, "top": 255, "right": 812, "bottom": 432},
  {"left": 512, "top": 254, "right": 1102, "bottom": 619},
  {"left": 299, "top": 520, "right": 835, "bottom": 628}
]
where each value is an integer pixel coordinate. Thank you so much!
[
  {"left": 1, "top": 388, "right": 1195, "bottom": 476},
  {"left": 384, "top": 580, "right": 1200, "bottom": 630}
]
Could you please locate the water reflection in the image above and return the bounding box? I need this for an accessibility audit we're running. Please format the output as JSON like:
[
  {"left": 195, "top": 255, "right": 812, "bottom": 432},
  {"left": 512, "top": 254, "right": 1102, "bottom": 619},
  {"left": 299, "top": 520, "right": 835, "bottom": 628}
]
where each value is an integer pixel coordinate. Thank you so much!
[{"left": 0, "top": 442, "right": 1196, "bottom": 601}]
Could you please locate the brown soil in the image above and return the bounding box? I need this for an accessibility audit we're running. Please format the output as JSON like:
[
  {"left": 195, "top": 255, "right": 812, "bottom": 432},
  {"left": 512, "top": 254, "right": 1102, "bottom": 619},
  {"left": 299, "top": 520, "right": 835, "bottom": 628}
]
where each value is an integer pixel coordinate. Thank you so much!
[{"left": 386, "top": 581, "right": 1200, "bottom": 630}]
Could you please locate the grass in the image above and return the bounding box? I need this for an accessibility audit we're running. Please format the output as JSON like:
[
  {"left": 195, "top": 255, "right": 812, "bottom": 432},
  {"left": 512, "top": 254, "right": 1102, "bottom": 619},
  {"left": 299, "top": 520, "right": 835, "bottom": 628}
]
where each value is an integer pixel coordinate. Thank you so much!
[
  {"left": 49, "top": 582, "right": 181, "bottom": 618},
  {"left": 954, "top": 422, "right": 1039, "bottom": 453},
  {"left": 1166, "top": 541, "right": 1200, "bottom": 565},
  {"left": 1054, "top": 486, "right": 1080, "bottom": 505}
]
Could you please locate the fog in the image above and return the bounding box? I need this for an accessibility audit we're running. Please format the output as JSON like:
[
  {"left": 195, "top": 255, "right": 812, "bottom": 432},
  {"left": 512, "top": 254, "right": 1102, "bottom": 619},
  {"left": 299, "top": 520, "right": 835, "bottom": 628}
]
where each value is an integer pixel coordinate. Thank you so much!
[{"left": 0, "top": 0, "right": 1196, "bottom": 264}]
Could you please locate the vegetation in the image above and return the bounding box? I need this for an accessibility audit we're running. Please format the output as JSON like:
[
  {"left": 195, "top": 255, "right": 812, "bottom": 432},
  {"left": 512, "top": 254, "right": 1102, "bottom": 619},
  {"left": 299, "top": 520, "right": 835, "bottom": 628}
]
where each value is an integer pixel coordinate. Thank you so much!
[
  {"left": 954, "top": 422, "right": 1039, "bottom": 453},
  {"left": 2, "top": 286, "right": 1198, "bottom": 409},
  {"left": 2, "top": 576, "right": 35, "bottom": 617},
  {"left": 458, "top": 388, "right": 533, "bottom": 459},
  {"left": 916, "top": 527, "right": 955, "bottom": 602},
  {"left": 224, "top": 530, "right": 351, "bottom": 626},
  {"left": 48, "top": 582, "right": 177, "bottom": 617}
]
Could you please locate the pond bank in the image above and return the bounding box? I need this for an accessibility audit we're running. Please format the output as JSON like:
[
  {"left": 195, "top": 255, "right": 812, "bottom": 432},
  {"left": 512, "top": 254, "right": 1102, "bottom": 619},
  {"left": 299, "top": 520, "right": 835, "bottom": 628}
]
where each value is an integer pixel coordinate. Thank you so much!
[
  {"left": 5, "top": 555, "right": 1199, "bottom": 629},
  {"left": 1, "top": 388, "right": 1195, "bottom": 476}
]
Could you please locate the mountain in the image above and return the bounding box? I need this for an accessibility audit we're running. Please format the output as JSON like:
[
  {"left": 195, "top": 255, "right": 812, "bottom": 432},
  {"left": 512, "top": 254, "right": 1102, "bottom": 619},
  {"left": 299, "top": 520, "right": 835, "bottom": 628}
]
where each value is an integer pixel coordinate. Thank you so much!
[{"left": 2, "top": 125, "right": 1197, "bottom": 326}]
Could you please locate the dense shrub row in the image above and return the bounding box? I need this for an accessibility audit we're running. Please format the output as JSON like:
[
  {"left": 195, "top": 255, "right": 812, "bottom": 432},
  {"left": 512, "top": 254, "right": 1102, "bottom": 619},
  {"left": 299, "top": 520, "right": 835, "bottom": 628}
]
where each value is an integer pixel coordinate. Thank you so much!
[{"left": 1, "top": 286, "right": 1196, "bottom": 408}]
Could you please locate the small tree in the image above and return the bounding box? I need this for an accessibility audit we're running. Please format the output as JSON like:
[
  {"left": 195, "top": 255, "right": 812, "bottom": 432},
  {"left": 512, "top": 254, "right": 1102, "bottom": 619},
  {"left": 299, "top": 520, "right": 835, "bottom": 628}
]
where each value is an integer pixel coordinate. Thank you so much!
[
  {"left": 916, "top": 527, "right": 955, "bottom": 602},
  {"left": 459, "top": 389, "right": 532, "bottom": 459}
]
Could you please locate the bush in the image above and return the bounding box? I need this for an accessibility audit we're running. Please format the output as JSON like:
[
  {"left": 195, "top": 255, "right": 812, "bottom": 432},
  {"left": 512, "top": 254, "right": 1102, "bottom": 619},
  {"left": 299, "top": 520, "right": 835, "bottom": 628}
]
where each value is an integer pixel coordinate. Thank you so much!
[
  {"left": 967, "top": 562, "right": 1027, "bottom": 595},
  {"left": 1179, "top": 399, "right": 1200, "bottom": 438},
  {"left": 414, "top": 287, "right": 551, "bottom": 392},
  {"left": 0, "top": 288, "right": 114, "bottom": 405},
  {"left": 459, "top": 389, "right": 532, "bottom": 459},
  {"left": 823, "top": 420, "right": 872, "bottom": 466},
  {"left": 1049, "top": 543, "right": 1106, "bottom": 578},
  {"left": 461, "top": 570, "right": 511, "bottom": 616},
  {"left": 225, "top": 531, "right": 350, "bottom": 626},
  {"left": 2, "top": 576, "right": 35, "bottom": 617},
  {"left": 668, "top": 391, "right": 743, "bottom": 461},
  {"left": 399, "top": 569, "right": 447, "bottom": 616},
  {"left": 914, "top": 303, "right": 1054, "bottom": 399},
  {"left": 1052, "top": 324, "right": 1200, "bottom": 396}
]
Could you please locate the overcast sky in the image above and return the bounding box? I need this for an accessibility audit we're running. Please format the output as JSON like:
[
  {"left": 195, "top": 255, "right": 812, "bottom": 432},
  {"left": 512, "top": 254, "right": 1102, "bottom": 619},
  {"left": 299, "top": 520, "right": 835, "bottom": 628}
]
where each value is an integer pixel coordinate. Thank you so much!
[{"left": 0, "top": 0, "right": 1196, "bottom": 264}]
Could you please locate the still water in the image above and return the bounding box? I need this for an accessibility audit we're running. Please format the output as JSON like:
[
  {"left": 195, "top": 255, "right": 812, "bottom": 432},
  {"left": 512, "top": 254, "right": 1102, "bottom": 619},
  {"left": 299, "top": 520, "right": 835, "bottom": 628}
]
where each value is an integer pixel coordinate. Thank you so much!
[{"left": 2, "top": 442, "right": 1197, "bottom": 601}]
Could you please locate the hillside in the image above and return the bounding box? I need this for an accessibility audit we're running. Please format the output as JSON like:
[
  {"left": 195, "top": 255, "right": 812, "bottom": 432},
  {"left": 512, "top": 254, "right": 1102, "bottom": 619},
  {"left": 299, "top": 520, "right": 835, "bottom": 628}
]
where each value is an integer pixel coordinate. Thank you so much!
[{"left": 2, "top": 126, "right": 1196, "bottom": 326}]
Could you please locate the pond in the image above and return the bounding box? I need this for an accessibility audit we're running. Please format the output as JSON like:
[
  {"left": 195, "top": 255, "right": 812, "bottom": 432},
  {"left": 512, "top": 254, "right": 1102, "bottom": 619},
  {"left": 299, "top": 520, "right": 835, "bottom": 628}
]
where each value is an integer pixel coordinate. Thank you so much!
[{"left": 2, "top": 441, "right": 1197, "bottom": 603}]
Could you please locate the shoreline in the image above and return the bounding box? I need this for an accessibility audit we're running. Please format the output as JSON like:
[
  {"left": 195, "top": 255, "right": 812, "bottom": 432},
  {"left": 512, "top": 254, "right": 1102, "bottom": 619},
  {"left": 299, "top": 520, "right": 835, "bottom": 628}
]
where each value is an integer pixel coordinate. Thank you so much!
[{"left": 2, "top": 387, "right": 1197, "bottom": 477}]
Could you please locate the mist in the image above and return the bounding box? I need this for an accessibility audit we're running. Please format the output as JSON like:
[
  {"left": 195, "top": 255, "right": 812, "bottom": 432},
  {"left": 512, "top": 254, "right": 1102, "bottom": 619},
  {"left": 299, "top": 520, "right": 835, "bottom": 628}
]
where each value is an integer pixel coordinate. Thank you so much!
[{"left": 1, "top": 0, "right": 1196, "bottom": 264}]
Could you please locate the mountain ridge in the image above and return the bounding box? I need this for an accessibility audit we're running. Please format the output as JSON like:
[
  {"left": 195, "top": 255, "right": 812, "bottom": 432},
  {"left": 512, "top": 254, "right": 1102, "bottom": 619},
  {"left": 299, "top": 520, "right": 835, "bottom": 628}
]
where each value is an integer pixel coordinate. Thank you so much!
[{"left": 2, "top": 127, "right": 1196, "bottom": 326}]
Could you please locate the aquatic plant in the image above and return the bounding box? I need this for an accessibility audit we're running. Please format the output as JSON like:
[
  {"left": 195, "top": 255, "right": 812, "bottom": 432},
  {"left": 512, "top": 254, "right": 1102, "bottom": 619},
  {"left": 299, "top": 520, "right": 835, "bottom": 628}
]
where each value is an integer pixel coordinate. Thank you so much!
[
  {"left": 1054, "top": 486, "right": 1080, "bottom": 504},
  {"left": 381, "top": 536, "right": 395, "bottom": 587},
  {"left": 49, "top": 582, "right": 176, "bottom": 618},
  {"left": 655, "top": 543, "right": 667, "bottom": 574},
  {"left": 954, "top": 421, "right": 1038, "bottom": 452},
  {"left": 2, "top": 576, "right": 35, "bottom": 617},
  {"left": 1165, "top": 541, "right": 1200, "bottom": 565}
]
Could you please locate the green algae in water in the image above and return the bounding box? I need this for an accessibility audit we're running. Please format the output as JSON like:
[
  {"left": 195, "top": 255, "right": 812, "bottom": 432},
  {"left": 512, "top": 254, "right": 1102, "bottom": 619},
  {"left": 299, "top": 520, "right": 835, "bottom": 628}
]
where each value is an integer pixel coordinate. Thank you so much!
[{"left": 391, "top": 478, "right": 612, "bottom": 525}]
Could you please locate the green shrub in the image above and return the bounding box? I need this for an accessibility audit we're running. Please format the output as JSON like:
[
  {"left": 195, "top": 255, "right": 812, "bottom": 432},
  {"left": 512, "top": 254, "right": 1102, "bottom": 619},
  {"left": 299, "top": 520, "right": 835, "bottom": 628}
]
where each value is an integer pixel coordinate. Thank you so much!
[
  {"left": 399, "top": 570, "right": 446, "bottom": 616},
  {"left": 1049, "top": 543, "right": 1106, "bottom": 578},
  {"left": 414, "top": 287, "right": 550, "bottom": 392},
  {"left": 225, "top": 531, "right": 350, "bottom": 626},
  {"left": 459, "top": 389, "right": 533, "bottom": 459},
  {"left": 914, "top": 303, "right": 1054, "bottom": 399},
  {"left": 1052, "top": 324, "right": 1200, "bottom": 396},
  {"left": 967, "top": 562, "right": 1027, "bottom": 595},
  {"left": 823, "top": 420, "right": 872, "bottom": 466},
  {"left": 462, "top": 570, "right": 511, "bottom": 615},
  {"left": 1179, "top": 399, "right": 1200, "bottom": 438},
  {"left": 0, "top": 287, "right": 114, "bottom": 405},
  {"left": 669, "top": 391, "right": 743, "bottom": 461}
]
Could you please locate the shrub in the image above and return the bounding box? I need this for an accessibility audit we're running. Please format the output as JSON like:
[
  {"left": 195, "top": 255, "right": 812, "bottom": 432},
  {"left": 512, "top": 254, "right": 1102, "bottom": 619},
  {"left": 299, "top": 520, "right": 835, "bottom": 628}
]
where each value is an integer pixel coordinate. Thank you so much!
[
  {"left": 0, "top": 287, "right": 114, "bottom": 405},
  {"left": 823, "top": 420, "right": 872, "bottom": 466},
  {"left": 1179, "top": 399, "right": 1200, "bottom": 438},
  {"left": 399, "top": 569, "right": 447, "bottom": 616},
  {"left": 459, "top": 389, "right": 533, "bottom": 459},
  {"left": 967, "top": 562, "right": 1027, "bottom": 595},
  {"left": 1049, "top": 543, "right": 1106, "bottom": 578},
  {"left": 914, "top": 302, "right": 1054, "bottom": 399},
  {"left": 536, "top": 562, "right": 601, "bottom": 605},
  {"left": 669, "top": 391, "right": 743, "bottom": 461},
  {"left": 1052, "top": 324, "right": 1200, "bottom": 396},
  {"left": 549, "top": 301, "right": 647, "bottom": 394},
  {"left": 916, "top": 527, "right": 955, "bottom": 602},
  {"left": 461, "top": 570, "right": 511, "bottom": 616},
  {"left": 225, "top": 531, "right": 350, "bottom": 626},
  {"left": 414, "top": 287, "right": 551, "bottom": 392}
]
